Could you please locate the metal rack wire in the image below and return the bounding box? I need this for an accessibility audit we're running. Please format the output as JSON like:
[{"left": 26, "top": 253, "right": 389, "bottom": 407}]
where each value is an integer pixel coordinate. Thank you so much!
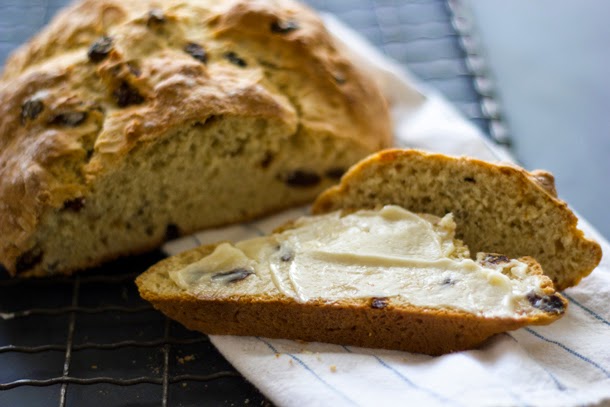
[
  {"left": 0, "top": 1, "right": 507, "bottom": 406},
  {"left": 0, "top": 254, "right": 268, "bottom": 406},
  {"left": 446, "top": 0, "right": 509, "bottom": 146}
]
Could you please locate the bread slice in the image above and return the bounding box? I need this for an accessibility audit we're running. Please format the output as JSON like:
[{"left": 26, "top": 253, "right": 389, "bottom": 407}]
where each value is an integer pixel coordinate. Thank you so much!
[
  {"left": 313, "top": 149, "right": 602, "bottom": 290},
  {"left": 137, "top": 206, "right": 567, "bottom": 356},
  {"left": 0, "top": 0, "right": 391, "bottom": 277}
]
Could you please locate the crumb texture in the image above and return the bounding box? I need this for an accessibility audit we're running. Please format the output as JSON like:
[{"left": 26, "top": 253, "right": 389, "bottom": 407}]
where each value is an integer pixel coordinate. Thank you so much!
[
  {"left": 313, "top": 149, "right": 602, "bottom": 290},
  {"left": 0, "top": 0, "right": 391, "bottom": 276}
]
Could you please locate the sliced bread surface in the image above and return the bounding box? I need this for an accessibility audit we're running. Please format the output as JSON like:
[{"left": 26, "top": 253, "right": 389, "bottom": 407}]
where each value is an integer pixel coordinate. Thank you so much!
[
  {"left": 313, "top": 149, "right": 602, "bottom": 290},
  {"left": 137, "top": 206, "right": 566, "bottom": 356}
]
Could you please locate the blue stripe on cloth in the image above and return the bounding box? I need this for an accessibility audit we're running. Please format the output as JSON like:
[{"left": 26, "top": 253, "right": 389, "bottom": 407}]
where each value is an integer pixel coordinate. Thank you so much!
[
  {"left": 525, "top": 328, "right": 610, "bottom": 378},
  {"left": 564, "top": 294, "right": 610, "bottom": 327},
  {"left": 503, "top": 334, "right": 567, "bottom": 391},
  {"left": 533, "top": 363, "right": 567, "bottom": 391},
  {"left": 342, "top": 346, "right": 459, "bottom": 406},
  {"left": 257, "top": 337, "right": 360, "bottom": 406}
]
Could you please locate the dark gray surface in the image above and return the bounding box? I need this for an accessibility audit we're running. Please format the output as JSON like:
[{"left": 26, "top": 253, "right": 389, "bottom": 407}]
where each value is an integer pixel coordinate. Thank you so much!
[
  {"left": 0, "top": 252, "right": 270, "bottom": 407},
  {"left": 0, "top": 1, "right": 494, "bottom": 406}
]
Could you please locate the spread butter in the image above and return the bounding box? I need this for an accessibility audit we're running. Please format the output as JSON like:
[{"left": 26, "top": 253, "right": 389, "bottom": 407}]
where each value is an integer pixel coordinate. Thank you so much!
[{"left": 169, "top": 205, "right": 546, "bottom": 317}]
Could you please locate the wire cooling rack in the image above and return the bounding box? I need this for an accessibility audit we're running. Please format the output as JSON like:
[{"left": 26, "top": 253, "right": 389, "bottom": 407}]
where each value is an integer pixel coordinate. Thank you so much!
[
  {"left": 0, "top": 1, "right": 508, "bottom": 406},
  {"left": 0, "top": 252, "right": 269, "bottom": 406}
]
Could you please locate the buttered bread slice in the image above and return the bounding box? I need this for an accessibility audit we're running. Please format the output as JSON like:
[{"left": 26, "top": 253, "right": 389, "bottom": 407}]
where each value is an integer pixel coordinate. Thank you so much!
[
  {"left": 314, "top": 149, "right": 602, "bottom": 290},
  {"left": 137, "top": 205, "right": 566, "bottom": 356}
]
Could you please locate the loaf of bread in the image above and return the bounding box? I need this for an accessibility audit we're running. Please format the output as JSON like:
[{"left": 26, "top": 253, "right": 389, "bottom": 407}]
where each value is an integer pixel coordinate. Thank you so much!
[
  {"left": 0, "top": 0, "right": 391, "bottom": 277},
  {"left": 313, "top": 149, "right": 602, "bottom": 290},
  {"left": 137, "top": 205, "right": 566, "bottom": 356}
]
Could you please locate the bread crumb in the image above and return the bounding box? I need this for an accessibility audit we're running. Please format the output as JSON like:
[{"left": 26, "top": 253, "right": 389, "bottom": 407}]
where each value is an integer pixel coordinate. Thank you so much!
[
  {"left": 275, "top": 353, "right": 281, "bottom": 358},
  {"left": 91, "top": 364, "right": 98, "bottom": 370},
  {"left": 288, "top": 359, "right": 294, "bottom": 366},
  {"left": 330, "top": 365, "right": 337, "bottom": 373},
  {"left": 244, "top": 399, "right": 250, "bottom": 404},
  {"left": 181, "top": 383, "right": 188, "bottom": 388},
  {"left": 177, "top": 354, "right": 195, "bottom": 364}
]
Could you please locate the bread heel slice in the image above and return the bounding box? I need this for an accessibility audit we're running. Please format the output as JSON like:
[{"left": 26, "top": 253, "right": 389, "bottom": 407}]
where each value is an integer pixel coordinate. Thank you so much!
[
  {"left": 137, "top": 206, "right": 567, "bottom": 356},
  {"left": 313, "top": 149, "right": 602, "bottom": 290}
]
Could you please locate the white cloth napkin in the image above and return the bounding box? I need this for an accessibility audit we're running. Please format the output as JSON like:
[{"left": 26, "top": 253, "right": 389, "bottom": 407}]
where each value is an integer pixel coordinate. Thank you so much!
[{"left": 163, "top": 16, "right": 610, "bottom": 407}]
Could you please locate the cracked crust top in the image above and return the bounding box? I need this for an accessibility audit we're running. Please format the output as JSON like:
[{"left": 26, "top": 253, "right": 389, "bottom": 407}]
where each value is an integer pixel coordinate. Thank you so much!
[{"left": 0, "top": 0, "right": 391, "bottom": 269}]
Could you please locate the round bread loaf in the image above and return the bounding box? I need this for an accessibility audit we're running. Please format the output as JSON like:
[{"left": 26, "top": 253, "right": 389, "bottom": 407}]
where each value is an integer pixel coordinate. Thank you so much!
[{"left": 0, "top": 0, "right": 391, "bottom": 276}]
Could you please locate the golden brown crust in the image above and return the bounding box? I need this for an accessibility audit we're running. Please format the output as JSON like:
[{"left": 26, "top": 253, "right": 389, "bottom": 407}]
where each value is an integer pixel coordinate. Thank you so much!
[
  {"left": 136, "top": 242, "right": 566, "bottom": 356},
  {"left": 313, "top": 149, "right": 602, "bottom": 290},
  {"left": 0, "top": 0, "right": 391, "bottom": 275}
]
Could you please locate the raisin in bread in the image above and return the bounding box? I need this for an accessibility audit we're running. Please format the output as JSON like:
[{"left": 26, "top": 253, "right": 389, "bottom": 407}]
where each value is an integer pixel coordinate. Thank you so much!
[
  {"left": 137, "top": 205, "right": 566, "bottom": 356},
  {"left": 0, "top": 0, "right": 391, "bottom": 277},
  {"left": 313, "top": 149, "right": 602, "bottom": 290}
]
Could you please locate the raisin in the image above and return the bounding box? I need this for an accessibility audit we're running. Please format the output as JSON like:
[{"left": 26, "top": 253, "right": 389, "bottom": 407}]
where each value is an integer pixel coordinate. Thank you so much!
[
  {"left": 165, "top": 224, "right": 180, "bottom": 241},
  {"left": 325, "top": 167, "right": 346, "bottom": 180},
  {"left": 282, "top": 170, "right": 321, "bottom": 187},
  {"left": 85, "top": 147, "right": 94, "bottom": 161},
  {"left": 333, "top": 73, "right": 346, "bottom": 84},
  {"left": 184, "top": 42, "right": 207, "bottom": 64},
  {"left": 212, "top": 268, "right": 254, "bottom": 283},
  {"left": 127, "top": 62, "right": 142, "bottom": 77},
  {"left": 224, "top": 51, "right": 247, "bottom": 67},
  {"left": 21, "top": 99, "right": 44, "bottom": 124},
  {"left": 113, "top": 81, "right": 144, "bottom": 107},
  {"left": 526, "top": 292, "right": 565, "bottom": 314},
  {"left": 464, "top": 177, "right": 476, "bottom": 183},
  {"left": 270, "top": 20, "right": 299, "bottom": 34},
  {"left": 15, "top": 247, "right": 43, "bottom": 273},
  {"left": 260, "top": 151, "right": 274, "bottom": 168},
  {"left": 49, "top": 111, "right": 88, "bottom": 127},
  {"left": 62, "top": 197, "right": 85, "bottom": 212},
  {"left": 88, "top": 36, "right": 113, "bottom": 63},
  {"left": 46, "top": 261, "right": 60, "bottom": 274},
  {"left": 279, "top": 246, "right": 294, "bottom": 262},
  {"left": 371, "top": 297, "right": 388, "bottom": 309},
  {"left": 147, "top": 9, "right": 165, "bottom": 27},
  {"left": 483, "top": 254, "right": 510, "bottom": 265}
]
